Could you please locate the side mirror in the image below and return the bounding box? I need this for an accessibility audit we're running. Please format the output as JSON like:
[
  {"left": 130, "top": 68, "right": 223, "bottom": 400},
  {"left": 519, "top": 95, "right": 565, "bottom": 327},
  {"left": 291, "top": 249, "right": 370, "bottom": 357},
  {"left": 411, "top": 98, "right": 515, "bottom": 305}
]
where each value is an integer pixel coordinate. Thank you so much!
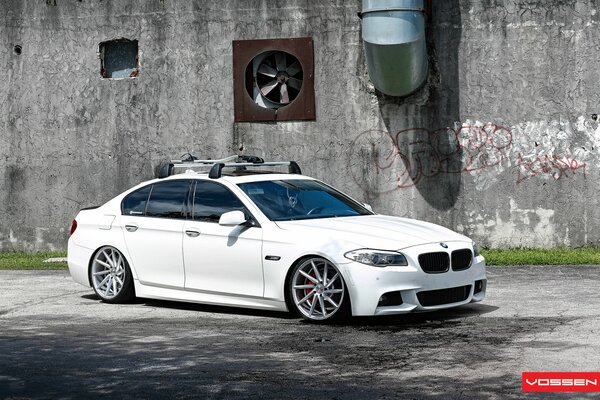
[
  {"left": 219, "top": 210, "right": 247, "bottom": 226},
  {"left": 363, "top": 203, "right": 373, "bottom": 212}
]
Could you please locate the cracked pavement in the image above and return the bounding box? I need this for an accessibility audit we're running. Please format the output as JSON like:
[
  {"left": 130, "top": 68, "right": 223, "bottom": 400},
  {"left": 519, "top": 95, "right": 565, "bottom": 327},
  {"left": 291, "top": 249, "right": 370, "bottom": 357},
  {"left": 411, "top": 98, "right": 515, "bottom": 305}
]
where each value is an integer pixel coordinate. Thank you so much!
[{"left": 1, "top": 266, "right": 599, "bottom": 399}]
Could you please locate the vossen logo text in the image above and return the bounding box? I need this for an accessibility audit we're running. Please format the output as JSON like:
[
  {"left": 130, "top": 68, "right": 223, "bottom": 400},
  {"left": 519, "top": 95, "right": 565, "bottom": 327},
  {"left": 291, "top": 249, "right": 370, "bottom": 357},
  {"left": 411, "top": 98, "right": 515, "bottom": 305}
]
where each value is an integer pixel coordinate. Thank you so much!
[
  {"left": 523, "top": 372, "right": 600, "bottom": 393},
  {"left": 525, "top": 379, "right": 597, "bottom": 387}
]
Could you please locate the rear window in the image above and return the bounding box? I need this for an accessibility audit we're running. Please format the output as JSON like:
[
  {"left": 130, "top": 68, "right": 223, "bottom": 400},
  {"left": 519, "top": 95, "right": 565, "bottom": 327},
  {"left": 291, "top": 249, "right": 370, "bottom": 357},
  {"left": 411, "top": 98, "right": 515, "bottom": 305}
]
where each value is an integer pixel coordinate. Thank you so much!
[{"left": 122, "top": 185, "right": 152, "bottom": 216}]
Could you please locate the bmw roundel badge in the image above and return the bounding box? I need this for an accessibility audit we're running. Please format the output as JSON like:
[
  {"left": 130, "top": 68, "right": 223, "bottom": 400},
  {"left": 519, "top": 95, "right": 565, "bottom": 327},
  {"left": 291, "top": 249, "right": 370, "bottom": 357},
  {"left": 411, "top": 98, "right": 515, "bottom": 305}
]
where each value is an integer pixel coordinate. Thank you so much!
[{"left": 440, "top": 243, "right": 448, "bottom": 248}]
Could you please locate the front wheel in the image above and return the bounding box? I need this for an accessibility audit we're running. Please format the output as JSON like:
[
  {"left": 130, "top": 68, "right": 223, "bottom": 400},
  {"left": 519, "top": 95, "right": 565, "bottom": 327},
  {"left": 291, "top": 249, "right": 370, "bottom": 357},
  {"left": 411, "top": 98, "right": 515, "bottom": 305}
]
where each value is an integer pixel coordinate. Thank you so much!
[
  {"left": 90, "top": 246, "right": 135, "bottom": 303},
  {"left": 289, "top": 257, "right": 350, "bottom": 322}
]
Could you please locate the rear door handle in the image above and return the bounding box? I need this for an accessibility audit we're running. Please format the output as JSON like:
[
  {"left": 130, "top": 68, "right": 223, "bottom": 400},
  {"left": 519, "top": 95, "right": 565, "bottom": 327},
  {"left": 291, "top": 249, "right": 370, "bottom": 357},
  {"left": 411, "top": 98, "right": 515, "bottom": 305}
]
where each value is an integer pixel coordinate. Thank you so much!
[
  {"left": 185, "top": 229, "right": 200, "bottom": 237},
  {"left": 125, "top": 224, "right": 138, "bottom": 232}
]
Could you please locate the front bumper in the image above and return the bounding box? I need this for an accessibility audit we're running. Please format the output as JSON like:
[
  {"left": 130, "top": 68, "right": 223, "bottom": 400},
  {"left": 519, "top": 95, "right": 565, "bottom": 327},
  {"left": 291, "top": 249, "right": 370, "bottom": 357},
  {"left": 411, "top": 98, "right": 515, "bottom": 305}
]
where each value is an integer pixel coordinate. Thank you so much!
[{"left": 339, "top": 244, "right": 487, "bottom": 316}]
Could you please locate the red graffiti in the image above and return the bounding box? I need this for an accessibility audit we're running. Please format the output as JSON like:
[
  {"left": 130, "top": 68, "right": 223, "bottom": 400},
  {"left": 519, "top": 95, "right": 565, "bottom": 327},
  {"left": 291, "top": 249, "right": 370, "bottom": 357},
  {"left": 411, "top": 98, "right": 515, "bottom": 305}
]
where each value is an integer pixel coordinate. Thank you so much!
[
  {"left": 516, "top": 153, "right": 587, "bottom": 183},
  {"left": 350, "top": 124, "right": 513, "bottom": 193}
]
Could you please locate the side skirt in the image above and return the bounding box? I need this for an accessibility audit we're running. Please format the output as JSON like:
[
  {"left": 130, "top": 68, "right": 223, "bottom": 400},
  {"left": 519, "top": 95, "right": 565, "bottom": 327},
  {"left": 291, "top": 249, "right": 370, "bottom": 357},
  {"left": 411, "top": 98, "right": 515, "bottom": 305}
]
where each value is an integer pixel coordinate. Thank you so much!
[{"left": 134, "top": 280, "right": 288, "bottom": 312}]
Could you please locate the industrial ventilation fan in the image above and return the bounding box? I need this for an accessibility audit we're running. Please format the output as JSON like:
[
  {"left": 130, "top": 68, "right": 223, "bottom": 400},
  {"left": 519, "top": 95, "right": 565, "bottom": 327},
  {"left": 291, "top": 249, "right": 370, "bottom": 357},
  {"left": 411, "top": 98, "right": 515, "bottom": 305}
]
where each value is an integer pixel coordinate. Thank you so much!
[
  {"left": 233, "top": 37, "right": 315, "bottom": 122},
  {"left": 249, "top": 51, "right": 303, "bottom": 109}
]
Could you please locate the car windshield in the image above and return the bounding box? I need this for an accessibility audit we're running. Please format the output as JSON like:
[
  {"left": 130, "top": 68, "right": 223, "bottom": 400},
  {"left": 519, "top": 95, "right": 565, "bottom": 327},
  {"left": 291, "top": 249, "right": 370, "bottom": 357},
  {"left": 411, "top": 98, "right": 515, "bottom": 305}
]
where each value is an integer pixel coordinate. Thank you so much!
[{"left": 238, "top": 179, "right": 372, "bottom": 221}]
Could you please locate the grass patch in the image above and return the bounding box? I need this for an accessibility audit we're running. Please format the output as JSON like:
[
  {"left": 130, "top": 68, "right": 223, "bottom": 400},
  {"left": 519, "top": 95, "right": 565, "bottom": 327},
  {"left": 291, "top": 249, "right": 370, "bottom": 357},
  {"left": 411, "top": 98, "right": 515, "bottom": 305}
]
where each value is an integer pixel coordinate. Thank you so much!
[
  {"left": 1, "top": 248, "right": 599, "bottom": 269},
  {"left": 0, "top": 251, "right": 67, "bottom": 270},
  {"left": 482, "top": 248, "right": 600, "bottom": 266}
]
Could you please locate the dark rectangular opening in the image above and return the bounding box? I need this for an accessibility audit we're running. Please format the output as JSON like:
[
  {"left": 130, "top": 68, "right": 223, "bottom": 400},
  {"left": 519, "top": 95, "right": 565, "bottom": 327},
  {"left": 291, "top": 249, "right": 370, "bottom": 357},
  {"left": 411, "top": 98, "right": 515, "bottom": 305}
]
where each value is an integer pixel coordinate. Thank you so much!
[
  {"left": 417, "top": 285, "right": 471, "bottom": 307},
  {"left": 100, "top": 39, "right": 139, "bottom": 79}
]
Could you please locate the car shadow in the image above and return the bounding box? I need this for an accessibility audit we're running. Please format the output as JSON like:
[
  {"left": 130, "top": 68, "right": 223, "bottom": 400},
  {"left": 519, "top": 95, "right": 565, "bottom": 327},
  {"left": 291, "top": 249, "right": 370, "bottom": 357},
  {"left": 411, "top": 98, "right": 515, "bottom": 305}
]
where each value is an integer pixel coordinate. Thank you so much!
[
  {"left": 345, "top": 303, "right": 499, "bottom": 329},
  {"left": 81, "top": 293, "right": 497, "bottom": 325}
]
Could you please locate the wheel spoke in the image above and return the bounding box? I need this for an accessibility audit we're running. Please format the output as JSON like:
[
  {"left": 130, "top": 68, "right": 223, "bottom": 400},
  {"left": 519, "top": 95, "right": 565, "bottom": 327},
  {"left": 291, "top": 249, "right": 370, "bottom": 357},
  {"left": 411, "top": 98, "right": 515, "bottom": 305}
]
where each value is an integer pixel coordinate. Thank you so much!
[
  {"left": 299, "top": 270, "right": 318, "bottom": 283},
  {"left": 324, "top": 295, "right": 339, "bottom": 308},
  {"left": 114, "top": 275, "right": 123, "bottom": 286},
  {"left": 309, "top": 295, "right": 317, "bottom": 316},
  {"left": 323, "top": 263, "right": 328, "bottom": 286},
  {"left": 318, "top": 295, "right": 326, "bottom": 317},
  {"left": 111, "top": 250, "right": 119, "bottom": 270},
  {"left": 97, "top": 274, "right": 111, "bottom": 288},
  {"left": 95, "top": 259, "right": 111, "bottom": 269},
  {"left": 324, "top": 288, "right": 343, "bottom": 294},
  {"left": 297, "top": 289, "right": 316, "bottom": 306},
  {"left": 293, "top": 284, "right": 315, "bottom": 290},
  {"left": 325, "top": 273, "right": 339, "bottom": 288},
  {"left": 93, "top": 270, "right": 109, "bottom": 276},
  {"left": 112, "top": 276, "right": 118, "bottom": 295},
  {"left": 102, "top": 251, "right": 114, "bottom": 267},
  {"left": 310, "top": 260, "right": 322, "bottom": 282},
  {"left": 104, "top": 277, "right": 112, "bottom": 296}
]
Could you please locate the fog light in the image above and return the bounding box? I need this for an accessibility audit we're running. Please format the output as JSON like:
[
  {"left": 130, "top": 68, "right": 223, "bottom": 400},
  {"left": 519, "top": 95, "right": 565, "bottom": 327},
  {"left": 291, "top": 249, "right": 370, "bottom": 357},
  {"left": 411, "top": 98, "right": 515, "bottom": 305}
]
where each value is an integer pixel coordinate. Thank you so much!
[
  {"left": 377, "top": 291, "right": 403, "bottom": 307},
  {"left": 474, "top": 280, "right": 484, "bottom": 294}
]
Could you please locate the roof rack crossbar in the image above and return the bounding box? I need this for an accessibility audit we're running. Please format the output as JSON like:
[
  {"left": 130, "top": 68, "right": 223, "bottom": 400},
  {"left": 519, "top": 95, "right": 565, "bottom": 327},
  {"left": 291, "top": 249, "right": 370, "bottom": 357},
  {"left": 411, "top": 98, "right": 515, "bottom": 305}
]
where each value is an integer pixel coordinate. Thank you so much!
[
  {"left": 169, "top": 155, "right": 238, "bottom": 164},
  {"left": 208, "top": 161, "right": 302, "bottom": 179},
  {"left": 157, "top": 155, "right": 301, "bottom": 179}
]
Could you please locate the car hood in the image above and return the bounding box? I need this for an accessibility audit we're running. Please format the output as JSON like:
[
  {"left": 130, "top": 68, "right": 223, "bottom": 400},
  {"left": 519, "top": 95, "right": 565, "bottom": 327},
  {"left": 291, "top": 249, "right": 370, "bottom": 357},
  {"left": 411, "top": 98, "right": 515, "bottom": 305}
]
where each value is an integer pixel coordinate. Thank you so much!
[{"left": 274, "top": 215, "right": 470, "bottom": 250}]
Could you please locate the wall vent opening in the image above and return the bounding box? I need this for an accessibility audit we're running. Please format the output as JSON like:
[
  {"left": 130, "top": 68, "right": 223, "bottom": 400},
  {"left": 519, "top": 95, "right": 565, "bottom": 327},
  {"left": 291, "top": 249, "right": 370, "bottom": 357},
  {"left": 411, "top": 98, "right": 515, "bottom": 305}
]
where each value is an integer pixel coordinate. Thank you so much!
[
  {"left": 99, "top": 39, "right": 139, "bottom": 79},
  {"left": 233, "top": 37, "right": 315, "bottom": 122}
]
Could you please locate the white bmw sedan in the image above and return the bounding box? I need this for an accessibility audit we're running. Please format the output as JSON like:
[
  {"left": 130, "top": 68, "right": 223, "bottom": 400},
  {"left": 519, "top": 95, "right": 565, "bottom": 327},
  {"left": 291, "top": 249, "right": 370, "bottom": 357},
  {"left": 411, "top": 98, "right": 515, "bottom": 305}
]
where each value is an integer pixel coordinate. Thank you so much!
[{"left": 68, "top": 161, "right": 486, "bottom": 322}]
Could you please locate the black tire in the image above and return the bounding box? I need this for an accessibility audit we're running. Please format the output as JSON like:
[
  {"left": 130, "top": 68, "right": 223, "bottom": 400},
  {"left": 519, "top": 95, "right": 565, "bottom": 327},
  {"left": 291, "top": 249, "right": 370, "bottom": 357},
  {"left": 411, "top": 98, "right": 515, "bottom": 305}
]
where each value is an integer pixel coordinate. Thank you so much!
[
  {"left": 288, "top": 257, "right": 351, "bottom": 323},
  {"left": 89, "top": 246, "right": 135, "bottom": 303}
]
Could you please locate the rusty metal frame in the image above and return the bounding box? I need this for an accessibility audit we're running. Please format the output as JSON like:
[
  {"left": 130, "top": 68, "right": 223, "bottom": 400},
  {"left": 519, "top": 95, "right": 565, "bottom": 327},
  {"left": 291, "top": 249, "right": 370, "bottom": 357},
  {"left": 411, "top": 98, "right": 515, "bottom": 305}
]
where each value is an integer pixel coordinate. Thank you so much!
[{"left": 233, "top": 37, "right": 315, "bottom": 122}]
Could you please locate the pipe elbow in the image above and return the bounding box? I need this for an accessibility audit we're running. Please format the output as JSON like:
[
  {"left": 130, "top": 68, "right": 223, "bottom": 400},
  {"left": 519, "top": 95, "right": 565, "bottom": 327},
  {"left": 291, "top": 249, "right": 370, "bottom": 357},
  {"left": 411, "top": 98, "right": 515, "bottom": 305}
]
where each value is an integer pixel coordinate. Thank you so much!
[{"left": 361, "top": 0, "right": 428, "bottom": 97}]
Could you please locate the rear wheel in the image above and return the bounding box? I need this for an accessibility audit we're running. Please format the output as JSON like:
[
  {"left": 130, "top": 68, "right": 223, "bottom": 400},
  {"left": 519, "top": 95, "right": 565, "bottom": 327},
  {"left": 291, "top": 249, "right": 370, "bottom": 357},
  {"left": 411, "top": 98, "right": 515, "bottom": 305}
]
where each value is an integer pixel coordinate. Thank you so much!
[
  {"left": 289, "top": 257, "right": 350, "bottom": 322},
  {"left": 90, "top": 246, "right": 135, "bottom": 303}
]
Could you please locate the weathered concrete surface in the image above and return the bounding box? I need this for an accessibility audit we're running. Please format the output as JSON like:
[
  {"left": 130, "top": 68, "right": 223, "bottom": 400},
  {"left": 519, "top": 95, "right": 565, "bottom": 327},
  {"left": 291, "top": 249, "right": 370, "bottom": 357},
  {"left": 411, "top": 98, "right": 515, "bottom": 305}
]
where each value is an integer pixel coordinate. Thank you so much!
[
  {"left": 1, "top": 0, "right": 599, "bottom": 250},
  {"left": 1, "top": 266, "right": 599, "bottom": 399}
]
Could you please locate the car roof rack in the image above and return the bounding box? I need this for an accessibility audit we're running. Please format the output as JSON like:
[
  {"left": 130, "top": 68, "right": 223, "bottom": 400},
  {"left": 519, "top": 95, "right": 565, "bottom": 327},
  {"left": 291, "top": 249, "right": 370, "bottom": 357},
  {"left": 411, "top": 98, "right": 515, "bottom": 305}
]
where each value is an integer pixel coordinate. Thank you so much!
[{"left": 157, "top": 155, "right": 302, "bottom": 179}]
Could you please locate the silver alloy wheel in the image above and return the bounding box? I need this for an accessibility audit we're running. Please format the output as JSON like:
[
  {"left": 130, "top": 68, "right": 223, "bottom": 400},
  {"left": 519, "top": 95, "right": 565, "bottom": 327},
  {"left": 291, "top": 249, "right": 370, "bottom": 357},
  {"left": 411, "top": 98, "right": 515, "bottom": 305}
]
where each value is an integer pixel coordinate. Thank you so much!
[
  {"left": 91, "top": 247, "right": 127, "bottom": 300},
  {"left": 291, "top": 258, "right": 345, "bottom": 321}
]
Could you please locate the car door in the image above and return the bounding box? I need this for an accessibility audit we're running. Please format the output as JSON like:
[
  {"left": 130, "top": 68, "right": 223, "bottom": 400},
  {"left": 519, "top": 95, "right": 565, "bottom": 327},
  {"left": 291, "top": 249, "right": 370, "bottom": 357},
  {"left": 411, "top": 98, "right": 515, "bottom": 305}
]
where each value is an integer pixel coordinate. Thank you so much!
[
  {"left": 183, "top": 180, "right": 263, "bottom": 297},
  {"left": 121, "top": 180, "right": 191, "bottom": 288}
]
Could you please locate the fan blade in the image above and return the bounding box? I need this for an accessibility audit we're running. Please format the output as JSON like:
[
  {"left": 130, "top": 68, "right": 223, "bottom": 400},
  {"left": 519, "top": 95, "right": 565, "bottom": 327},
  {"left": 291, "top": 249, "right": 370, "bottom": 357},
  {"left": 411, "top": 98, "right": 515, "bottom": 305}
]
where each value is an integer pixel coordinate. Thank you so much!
[
  {"left": 280, "top": 83, "right": 290, "bottom": 104},
  {"left": 258, "top": 64, "right": 277, "bottom": 78},
  {"left": 287, "top": 77, "right": 302, "bottom": 90},
  {"left": 260, "top": 79, "right": 278, "bottom": 96},
  {"left": 286, "top": 61, "right": 302, "bottom": 77},
  {"left": 275, "top": 52, "right": 287, "bottom": 71}
]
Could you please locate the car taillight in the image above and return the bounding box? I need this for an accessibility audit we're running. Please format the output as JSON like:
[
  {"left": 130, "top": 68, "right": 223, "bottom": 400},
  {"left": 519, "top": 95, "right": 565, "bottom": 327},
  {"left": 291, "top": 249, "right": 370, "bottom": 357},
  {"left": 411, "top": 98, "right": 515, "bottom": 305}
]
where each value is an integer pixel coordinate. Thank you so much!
[{"left": 70, "top": 219, "right": 77, "bottom": 236}]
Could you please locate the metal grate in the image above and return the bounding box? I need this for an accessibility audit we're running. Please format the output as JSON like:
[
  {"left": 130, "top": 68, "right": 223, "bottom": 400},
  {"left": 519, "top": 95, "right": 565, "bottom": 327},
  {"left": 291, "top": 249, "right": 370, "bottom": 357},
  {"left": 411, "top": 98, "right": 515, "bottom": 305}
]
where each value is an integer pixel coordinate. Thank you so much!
[
  {"left": 417, "top": 285, "right": 472, "bottom": 307},
  {"left": 451, "top": 249, "right": 473, "bottom": 271},
  {"left": 418, "top": 252, "right": 449, "bottom": 273}
]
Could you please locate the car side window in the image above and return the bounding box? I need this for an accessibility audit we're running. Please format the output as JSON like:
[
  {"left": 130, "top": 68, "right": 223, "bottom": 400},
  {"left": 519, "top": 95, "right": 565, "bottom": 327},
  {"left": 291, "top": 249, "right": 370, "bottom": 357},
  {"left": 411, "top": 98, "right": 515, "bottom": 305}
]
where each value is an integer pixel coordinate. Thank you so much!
[
  {"left": 145, "top": 180, "right": 190, "bottom": 219},
  {"left": 122, "top": 185, "right": 152, "bottom": 216},
  {"left": 193, "top": 181, "right": 245, "bottom": 223}
]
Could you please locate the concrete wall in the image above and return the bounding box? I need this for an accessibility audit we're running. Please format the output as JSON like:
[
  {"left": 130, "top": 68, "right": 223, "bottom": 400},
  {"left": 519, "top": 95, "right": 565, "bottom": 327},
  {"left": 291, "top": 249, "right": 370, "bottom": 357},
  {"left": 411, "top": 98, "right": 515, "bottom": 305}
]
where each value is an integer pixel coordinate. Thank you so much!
[{"left": 1, "top": 0, "right": 599, "bottom": 250}]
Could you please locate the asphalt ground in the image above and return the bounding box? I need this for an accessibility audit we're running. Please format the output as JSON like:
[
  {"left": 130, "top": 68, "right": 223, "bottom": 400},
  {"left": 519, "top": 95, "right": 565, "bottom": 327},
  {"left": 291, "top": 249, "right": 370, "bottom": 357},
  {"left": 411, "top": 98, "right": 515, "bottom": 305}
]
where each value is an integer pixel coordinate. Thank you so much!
[{"left": 1, "top": 266, "right": 599, "bottom": 399}]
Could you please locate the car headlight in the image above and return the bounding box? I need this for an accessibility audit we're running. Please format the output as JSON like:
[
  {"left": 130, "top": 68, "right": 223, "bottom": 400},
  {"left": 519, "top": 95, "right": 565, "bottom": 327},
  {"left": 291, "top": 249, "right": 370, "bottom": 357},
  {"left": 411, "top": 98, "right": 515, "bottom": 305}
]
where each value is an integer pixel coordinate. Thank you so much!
[
  {"left": 473, "top": 242, "right": 481, "bottom": 257},
  {"left": 344, "top": 249, "right": 408, "bottom": 267}
]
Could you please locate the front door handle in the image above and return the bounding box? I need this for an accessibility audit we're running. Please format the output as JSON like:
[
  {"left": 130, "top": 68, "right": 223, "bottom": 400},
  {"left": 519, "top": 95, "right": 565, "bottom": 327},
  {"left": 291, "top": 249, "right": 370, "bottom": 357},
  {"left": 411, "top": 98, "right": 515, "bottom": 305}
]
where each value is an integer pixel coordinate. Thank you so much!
[
  {"left": 185, "top": 229, "right": 200, "bottom": 237},
  {"left": 125, "top": 224, "right": 138, "bottom": 232}
]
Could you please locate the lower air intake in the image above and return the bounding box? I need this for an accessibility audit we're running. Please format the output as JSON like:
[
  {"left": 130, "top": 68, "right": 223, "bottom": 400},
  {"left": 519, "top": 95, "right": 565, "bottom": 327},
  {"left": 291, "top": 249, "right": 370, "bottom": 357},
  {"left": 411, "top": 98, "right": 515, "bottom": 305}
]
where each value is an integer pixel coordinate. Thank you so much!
[{"left": 417, "top": 285, "right": 472, "bottom": 307}]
